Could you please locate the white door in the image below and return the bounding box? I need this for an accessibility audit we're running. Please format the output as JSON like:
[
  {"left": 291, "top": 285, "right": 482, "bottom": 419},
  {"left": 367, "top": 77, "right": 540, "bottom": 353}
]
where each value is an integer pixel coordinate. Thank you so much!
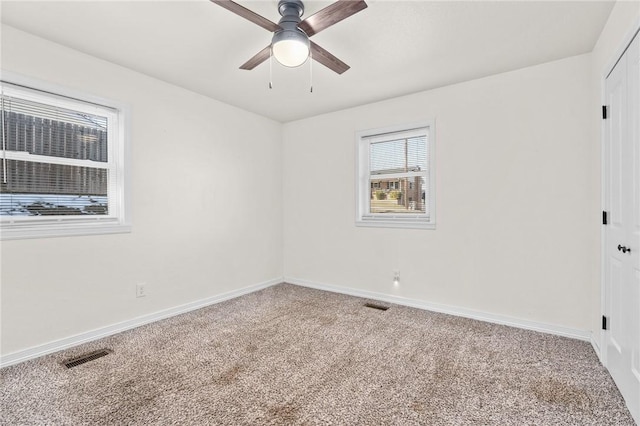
[{"left": 604, "top": 30, "right": 640, "bottom": 424}]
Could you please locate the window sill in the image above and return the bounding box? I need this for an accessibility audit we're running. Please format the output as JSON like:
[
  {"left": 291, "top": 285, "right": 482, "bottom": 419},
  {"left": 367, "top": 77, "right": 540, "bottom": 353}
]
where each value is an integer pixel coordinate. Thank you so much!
[
  {"left": 1, "top": 223, "right": 132, "bottom": 240},
  {"left": 356, "top": 218, "right": 435, "bottom": 230}
]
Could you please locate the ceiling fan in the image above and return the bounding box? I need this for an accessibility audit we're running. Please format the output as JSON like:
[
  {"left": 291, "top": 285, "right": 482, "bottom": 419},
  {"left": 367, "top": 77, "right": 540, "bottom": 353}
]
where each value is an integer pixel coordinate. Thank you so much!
[{"left": 211, "top": 0, "right": 368, "bottom": 74}]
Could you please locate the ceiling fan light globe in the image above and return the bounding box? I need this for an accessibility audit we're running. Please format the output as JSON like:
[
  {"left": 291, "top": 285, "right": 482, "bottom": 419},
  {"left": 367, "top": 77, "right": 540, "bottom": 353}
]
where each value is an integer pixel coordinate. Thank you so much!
[{"left": 272, "top": 30, "right": 310, "bottom": 67}]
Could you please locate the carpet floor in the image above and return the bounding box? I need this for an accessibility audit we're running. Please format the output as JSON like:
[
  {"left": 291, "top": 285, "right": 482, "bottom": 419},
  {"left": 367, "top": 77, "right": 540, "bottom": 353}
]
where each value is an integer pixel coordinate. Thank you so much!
[{"left": 0, "top": 283, "right": 635, "bottom": 425}]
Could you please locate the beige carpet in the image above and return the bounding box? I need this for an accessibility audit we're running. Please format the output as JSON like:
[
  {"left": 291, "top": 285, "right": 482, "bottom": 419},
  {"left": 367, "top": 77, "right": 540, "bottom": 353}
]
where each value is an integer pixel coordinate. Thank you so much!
[{"left": 0, "top": 283, "right": 634, "bottom": 425}]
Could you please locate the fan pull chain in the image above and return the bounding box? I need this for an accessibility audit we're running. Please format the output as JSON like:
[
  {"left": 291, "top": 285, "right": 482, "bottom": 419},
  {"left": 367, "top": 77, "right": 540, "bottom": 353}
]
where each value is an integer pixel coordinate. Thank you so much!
[
  {"left": 269, "top": 48, "right": 273, "bottom": 89},
  {"left": 309, "top": 51, "right": 313, "bottom": 93}
]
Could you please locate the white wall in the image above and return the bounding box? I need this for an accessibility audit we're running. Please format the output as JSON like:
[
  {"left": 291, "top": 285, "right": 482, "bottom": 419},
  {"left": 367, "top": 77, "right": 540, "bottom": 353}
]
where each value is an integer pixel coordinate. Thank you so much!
[
  {"left": 590, "top": 1, "right": 640, "bottom": 348},
  {"left": 0, "top": 26, "right": 283, "bottom": 356},
  {"left": 283, "top": 54, "right": 594, "bottom": 332}
]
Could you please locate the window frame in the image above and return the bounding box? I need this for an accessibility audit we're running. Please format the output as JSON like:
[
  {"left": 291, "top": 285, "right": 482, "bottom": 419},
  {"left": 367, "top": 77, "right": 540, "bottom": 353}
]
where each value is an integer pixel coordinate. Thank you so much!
[
  {"left": 355, "top": 121, "right": 436, "bottom": 230},
  {"left": 0, "top": 73, "right": 131, "bottom": 240}
]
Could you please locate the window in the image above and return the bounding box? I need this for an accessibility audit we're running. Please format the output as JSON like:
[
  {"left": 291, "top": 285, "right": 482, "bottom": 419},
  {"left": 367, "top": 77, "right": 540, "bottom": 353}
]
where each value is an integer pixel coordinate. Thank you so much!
[
  {"left": 356, "top": 122, "right": 435, "bottom": 229},
  {"left": 0, "top": 79, "right": 130, "bottom": 239}
]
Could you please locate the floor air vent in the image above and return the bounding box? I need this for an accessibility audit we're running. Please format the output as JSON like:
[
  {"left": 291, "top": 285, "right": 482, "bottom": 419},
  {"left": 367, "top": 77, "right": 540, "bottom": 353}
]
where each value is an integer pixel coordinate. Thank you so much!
[
  {"left": 63, "top": 349, "right": 112, "bottom": 369},
  {"left": 364, "top": 303, "right": 389, "bottom": 311}
]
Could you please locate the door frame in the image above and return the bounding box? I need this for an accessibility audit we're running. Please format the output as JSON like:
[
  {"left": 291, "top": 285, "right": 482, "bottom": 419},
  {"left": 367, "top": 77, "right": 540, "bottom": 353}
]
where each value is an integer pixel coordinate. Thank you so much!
[{"left": 600, "top": 20, "right": 640, "bottom": 366}]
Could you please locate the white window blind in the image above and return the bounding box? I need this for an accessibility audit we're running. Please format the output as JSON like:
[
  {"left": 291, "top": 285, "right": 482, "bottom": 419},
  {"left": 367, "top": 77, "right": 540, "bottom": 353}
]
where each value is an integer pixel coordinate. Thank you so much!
[{"left": 0, "top": 80, "right": 129, "bottom": 239}]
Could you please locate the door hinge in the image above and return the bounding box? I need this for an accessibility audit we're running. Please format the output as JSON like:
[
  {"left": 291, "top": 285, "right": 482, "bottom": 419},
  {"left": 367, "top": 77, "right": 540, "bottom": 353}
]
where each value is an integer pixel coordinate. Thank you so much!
[
  {"left": 602, "top": 210, "right": 608, "bottom": 225},
  {"left": 602, "top": 105, "right": 607, "bottom": 119},
  {"left": 602, "top": 315, "right": 608, "bottom": 330}
]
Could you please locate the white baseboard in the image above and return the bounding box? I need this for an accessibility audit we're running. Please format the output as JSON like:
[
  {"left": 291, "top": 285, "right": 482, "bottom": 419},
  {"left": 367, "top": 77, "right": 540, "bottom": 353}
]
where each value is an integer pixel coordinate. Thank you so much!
[
  {"left": 0, "top": 277, "right": 282, "bottom": 368},
  {"left": 591, "top": 334, "right": 602, "bottom": 361},
  {"left": 285, "top": 276, "right": 592, "bottom": 342}
]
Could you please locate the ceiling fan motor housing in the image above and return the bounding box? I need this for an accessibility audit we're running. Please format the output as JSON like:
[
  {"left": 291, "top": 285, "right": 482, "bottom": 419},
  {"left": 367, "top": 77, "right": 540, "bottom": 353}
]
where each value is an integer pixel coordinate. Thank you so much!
[{"left": 275, "top": 0, "right": 306, "bottom": 36}]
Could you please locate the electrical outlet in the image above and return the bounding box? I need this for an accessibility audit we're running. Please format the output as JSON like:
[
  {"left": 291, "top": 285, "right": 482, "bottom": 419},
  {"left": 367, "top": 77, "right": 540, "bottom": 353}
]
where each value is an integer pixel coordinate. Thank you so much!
[
  {"left": 393, "top": 270, "right": 400, "bottom": 286},
  {"left": 136, "top": 283, "right": 146, "bottom": 298}
]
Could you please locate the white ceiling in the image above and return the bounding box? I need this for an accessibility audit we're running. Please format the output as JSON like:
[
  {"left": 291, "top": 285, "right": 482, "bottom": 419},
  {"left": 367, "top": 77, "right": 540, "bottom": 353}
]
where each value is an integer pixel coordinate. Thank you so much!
[{"left": 1, "top": 0, "right": 614, "bottom": 123}]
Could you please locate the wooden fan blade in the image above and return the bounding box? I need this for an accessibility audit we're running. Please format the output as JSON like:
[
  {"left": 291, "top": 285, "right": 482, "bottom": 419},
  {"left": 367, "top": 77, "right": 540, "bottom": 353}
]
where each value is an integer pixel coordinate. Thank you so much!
[
  {"left": 210, "top": 0, "right": 280, "bottom": 32},
  {"left": 240, "top": 45, "right": 271, "bottom": 70},
  {"left": 310, "top": 41, "right": 350, "bottom": 74},
  {"left": 299, "top": 0, "right": 367, "bottom": 37}
]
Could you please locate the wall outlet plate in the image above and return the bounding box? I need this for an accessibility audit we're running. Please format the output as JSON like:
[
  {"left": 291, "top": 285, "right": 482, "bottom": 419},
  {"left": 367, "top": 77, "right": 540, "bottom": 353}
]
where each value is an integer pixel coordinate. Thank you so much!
[{"left": 136, "top": 283, "right": 146, "bottom": 298}]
